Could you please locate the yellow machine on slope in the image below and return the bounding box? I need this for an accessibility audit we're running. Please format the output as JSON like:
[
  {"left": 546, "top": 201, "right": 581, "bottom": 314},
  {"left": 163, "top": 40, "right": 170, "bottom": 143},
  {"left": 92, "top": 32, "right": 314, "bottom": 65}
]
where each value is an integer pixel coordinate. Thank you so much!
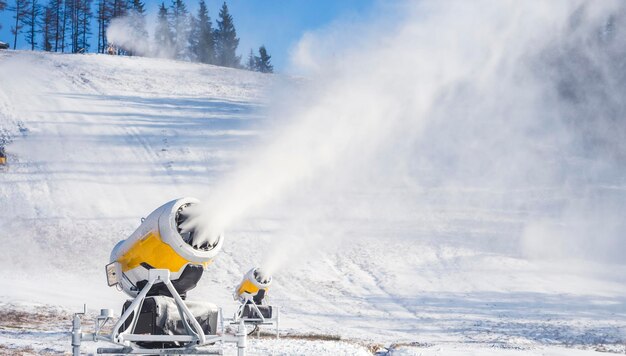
[
  {"left": 0, "top": 146, "right": 6, "bottom": 166},
  {"left": 71, "top": 198, "right": 278, "bottom": 356},
  {"left": 107, "top": 197, "right": 223, "bottom": 298}
]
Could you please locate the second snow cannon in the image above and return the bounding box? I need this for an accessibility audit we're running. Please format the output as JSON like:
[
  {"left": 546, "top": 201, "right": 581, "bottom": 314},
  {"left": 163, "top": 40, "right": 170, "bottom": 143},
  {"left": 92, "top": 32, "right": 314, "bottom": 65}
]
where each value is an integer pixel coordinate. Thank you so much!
[
  {"left": 232, "top": 267, "right": 279, "bottom": 337},
  {"left": 234, "top": 267, "right": 272, "bottom": 305},
  {"left": 107, "top": 197, "right": 223, "bottom": 298}
]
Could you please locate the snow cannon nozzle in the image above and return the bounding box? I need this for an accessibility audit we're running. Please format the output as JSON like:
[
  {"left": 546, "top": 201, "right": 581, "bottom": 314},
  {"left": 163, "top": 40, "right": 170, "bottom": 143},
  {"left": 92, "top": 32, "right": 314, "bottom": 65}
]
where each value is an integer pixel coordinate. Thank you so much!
[
  {"left": 253, "top": 267, "right": 271, "bottom": 285},
  {"left": 176, "top": 202, "right": 222, "bottom": 251}
]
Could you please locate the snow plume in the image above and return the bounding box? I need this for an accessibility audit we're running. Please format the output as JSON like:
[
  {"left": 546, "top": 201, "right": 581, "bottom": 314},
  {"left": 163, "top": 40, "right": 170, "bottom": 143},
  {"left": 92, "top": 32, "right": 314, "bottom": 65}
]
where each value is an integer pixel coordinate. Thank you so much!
[
  {"left": 189, "top": 1, "right": 626, "bottom": 273},
  {"left": 106, "top": 16, "right": 175, "bottom": 59}
]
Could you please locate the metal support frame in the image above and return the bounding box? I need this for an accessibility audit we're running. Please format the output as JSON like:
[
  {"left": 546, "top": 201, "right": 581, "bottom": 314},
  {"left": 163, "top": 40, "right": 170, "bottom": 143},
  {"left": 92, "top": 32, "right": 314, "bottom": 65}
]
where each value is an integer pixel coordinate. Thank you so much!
[
  {"left": 70, "top": 269, "right": 247, "bottom": 356},
  {"left": 231, "top": 300, "right": 280, "bottom": 340},
  {"left": 111, "top": 269, "right": 207, "bottom": 346}
]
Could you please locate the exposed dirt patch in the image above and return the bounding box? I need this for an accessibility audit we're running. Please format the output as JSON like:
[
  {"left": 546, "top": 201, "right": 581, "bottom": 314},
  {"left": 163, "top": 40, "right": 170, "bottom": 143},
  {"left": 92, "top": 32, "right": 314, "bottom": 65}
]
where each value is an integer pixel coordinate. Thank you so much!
[
  {"left": 0, "top": 304, "right": 114, "bottom": 332},
  {"left": 255, "top": 330, "right": 342, "bottom": 341},
  {"left": 0, "top": 308, "right": 72, "bottom": 331},
  {"left": 0, "top": 344, "right": 60, "bottom": 355}
]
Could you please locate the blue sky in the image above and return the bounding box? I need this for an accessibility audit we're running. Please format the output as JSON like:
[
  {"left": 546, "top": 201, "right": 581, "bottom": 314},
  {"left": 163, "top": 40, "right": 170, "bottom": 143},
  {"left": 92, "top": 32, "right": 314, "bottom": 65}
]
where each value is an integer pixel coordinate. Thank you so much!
[{"left": 0, "top": 0, "right": 378, "bottom": 71}]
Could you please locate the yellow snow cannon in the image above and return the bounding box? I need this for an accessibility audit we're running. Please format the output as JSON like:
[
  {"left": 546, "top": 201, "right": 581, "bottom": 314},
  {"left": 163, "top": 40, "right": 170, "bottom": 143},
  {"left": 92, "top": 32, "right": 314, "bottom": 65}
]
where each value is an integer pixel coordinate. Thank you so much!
[
  {"left": 234, "top": 267, "right": 272, "bottom": 305},
  {"left": 107, "top": 197, "right": 223, "bottom": 298},
  {"left": 233, "top": 267, "right": 278, "bottom": 334},
  {"left": 0, "top": 147, "right": 6, "bottom": 166}
]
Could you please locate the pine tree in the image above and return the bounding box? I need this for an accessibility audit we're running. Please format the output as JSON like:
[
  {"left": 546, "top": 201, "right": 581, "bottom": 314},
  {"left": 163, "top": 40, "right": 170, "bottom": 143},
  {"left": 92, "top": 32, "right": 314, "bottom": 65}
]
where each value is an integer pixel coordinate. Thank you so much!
[
  {"left": 215, "top": 2, "right": 240, "bottom": 68},
  {"left": 256, "top": 45, "right": 273, "bottom": 73},
  {"left": 246, "top": 48, "right": 256, "bottom": 71},
  {"left": 130, "top": 0, "right": 143, "bottom": 16},
  {"left": 169, "top": 0, "right": 189, "bottom": 59},
  {"left": 154, "top": 2, "right": 173, "bottom": 57},
  {"left": 21, "top": 0, "right": 41, "bottom": 50},
  {"left": 11, "top": 0, "right": 32, "bottom": 48},
  {"left": 193, "top": 0, "right": 214, "bottom": 64}
]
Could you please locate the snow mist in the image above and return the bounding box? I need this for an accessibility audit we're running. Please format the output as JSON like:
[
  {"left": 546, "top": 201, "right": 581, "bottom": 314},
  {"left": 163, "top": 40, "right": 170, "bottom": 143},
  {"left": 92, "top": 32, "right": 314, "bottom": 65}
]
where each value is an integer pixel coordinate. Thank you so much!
[
  {"left": 107, "top": 16, "right": 175, "bottom": 59},
  {"left": 191, "top": 0, "right": 626, "bottom": 274}
]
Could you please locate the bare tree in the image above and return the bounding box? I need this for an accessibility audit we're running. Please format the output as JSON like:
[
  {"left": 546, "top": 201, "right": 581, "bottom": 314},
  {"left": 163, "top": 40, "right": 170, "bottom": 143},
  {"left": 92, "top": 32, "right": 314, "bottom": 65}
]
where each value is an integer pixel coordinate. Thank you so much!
[
  {"left": 41, "top": 4, "right": 53, "bottom": 50},
  {"left": 60, "top": 0, "right": 67, "bottom": 51},
  {"left": 22, "top": 0, "right": 41, "bottom": 50},
  {"left": 65, "top": 0, "right": 91, "bottom": 53},
  {"left": 78, "top": 0, "right": 92, "bottom": 52},
  {"left": 49, "top": 0, "right": 62, "bottom": 51},
  {"left": 96, "top": 0, "right": 108, "bottom": 52},
  {"left": 10, "top": 0, "right": 32, "bottom": 49}
]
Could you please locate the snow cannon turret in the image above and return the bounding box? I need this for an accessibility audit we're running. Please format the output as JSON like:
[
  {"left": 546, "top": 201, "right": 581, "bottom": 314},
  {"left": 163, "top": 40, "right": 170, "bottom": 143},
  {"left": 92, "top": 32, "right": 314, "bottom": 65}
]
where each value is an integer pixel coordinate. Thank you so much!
[
  {"left": 231, "top": 267, "right": 278, "bottom": 337},
  {"left": 107, "top": 197, "right": 223, "bottom": 298},
  {"left": 0, "top": 146, "right": 6, "bottom": 166},
  {"left": 234, "top": 267, "right": 272, "bottom": 305}
]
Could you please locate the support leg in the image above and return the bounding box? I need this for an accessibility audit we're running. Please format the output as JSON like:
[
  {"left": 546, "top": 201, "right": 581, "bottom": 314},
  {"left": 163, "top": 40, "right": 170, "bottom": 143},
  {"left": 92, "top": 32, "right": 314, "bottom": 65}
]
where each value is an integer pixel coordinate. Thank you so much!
[
  {"left": 71, "top": 314, "right": 81, "bottom": 356},
  {"left": 236, "top": 320, "right": 247, "bottom": 356},
  {"left": 276, "top": 308, "right": 280, "bottom": 340}
]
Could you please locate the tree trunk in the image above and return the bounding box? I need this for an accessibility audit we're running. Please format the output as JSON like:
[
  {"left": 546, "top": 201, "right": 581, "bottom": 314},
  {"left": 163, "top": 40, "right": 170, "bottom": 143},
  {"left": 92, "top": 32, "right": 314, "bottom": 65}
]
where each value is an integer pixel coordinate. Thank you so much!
[
  {"left": 82, "top": 8, "right": 86, "bottom": 51},
  {"left": 101, "top": 0, "right": 107, "bottom": 53},
  {"left": 72, "top": 0, "right": 76, "bottom": 52},
  {"left": 54, "top": 0, "right": 60, "bottom": 51},
  {"left": 30, "top": 0, "right": 35, "bottom": 50},
  {"left": 13, "top": 0, "right": 20, "bottom": 49},
  {"left": 61, "top": 0, "right": 67, "bottom": 52},
  {"left": 96, "top": 1, "right": 101, "bottom": 52}
]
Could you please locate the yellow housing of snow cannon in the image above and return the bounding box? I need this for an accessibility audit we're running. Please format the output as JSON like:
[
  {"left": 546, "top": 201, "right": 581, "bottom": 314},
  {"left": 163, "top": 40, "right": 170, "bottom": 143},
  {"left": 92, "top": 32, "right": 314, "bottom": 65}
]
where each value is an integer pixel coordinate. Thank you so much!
[
  {"left": 234, "top": 268, "right": 272, "bottom": 305},
  {"left": 108, "top": 197, "right": 223, "bottom": 298}
]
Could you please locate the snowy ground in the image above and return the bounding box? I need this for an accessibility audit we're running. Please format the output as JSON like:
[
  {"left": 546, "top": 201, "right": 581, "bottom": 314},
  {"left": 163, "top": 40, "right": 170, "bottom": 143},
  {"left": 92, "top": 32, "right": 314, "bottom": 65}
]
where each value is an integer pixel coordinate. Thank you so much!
[{"left": 0, "top": 51, "right": 625, "bottom": 355}]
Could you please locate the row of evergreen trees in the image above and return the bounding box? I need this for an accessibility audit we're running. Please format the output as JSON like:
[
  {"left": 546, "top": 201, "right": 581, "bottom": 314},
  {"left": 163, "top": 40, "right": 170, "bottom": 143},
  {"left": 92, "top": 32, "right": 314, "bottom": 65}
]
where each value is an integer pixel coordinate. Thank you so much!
[{"left": 0, "top": 0, "right": 273, "bottom": 72}]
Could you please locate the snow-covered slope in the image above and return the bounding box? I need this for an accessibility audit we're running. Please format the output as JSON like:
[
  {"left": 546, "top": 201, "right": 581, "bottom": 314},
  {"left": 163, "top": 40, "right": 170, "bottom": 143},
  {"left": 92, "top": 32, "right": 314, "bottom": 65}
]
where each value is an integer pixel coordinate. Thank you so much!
[
  {"left": 0, "top": 51, "right": 625, "bottom": 355},
  {"left": 0, "top": 50, "right": 271, "bottom": 306}
]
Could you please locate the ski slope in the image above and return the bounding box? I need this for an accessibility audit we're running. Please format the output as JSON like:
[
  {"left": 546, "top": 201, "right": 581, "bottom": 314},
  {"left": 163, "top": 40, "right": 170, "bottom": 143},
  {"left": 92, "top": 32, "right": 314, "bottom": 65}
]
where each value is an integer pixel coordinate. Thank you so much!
[{"left": 0, "top": 51, "right": 625, "bottom": 355}]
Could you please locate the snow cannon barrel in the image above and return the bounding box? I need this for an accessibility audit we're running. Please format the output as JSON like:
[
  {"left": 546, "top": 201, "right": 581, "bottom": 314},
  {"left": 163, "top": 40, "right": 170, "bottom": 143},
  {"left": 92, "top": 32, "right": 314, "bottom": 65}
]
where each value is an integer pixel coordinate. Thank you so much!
[
  {"left": 107, "top": 198, "right": 223, "bottom": 298},
  {"left": 234, "top": 267, "right": 272, "bottom": 305}
]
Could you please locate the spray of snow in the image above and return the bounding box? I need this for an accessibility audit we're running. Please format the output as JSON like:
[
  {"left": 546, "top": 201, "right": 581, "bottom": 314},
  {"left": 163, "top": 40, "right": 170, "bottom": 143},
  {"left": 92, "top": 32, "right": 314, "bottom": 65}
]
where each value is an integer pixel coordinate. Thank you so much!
[
  {"left": 106, "top": 16, "right": 175, "bottom": 59},
  {"left": 180, "top": 0, "right": 626, "bottom": 276},
  {"left": 178, "top": 203, "right": 221, "bottom": 249}
]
